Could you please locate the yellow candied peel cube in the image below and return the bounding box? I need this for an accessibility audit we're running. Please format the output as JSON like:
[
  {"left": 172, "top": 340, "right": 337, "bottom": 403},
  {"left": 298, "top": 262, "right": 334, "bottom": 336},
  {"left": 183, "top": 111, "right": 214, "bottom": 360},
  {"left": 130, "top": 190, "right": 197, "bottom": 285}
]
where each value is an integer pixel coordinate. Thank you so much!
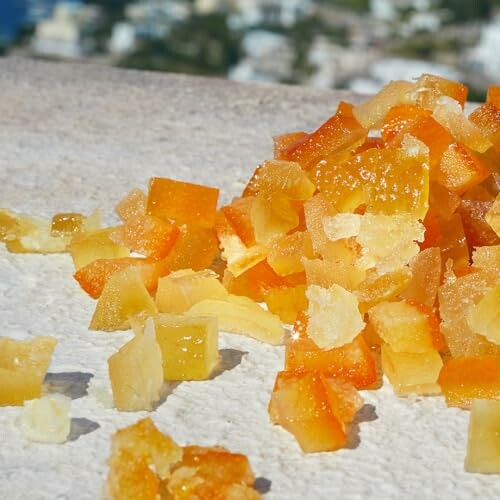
[
  {"left": 155, "top": 269, "right": 227, "bottom": 314},
  {"left": 153, "top": 314, "right": 219, "bottom": 381},
  {"left": 187, "top": 294, "right": 284, "bottom": 345},
  {"left": 306, "top": 284, "right": 365, "bottom": 349},
  {"left": 467, "top": 285, "right": 500, "bottom": 346},
  {"left": 368, "top": 300, "right": 435, "bottom": 353},
  {"left": 485, "top": 194, "right": 500, "bottom": 237},
  {"left": 17, "top": 394, "right": 71, "bottom": 444},
  {"left": 90, "top": 266, "right": 158, "bottom": 332},
  {"left": 264, "top": 285, "right": 307, "bottom": 325},
  {"left": 108, "top": 322, "right": 163, "bottom": 411},
  {"left": 465, "top": 399, "right": 500, "bottom": 474},
  {"left": 381, "top": 344, "right": 443, "bottom": 396}
]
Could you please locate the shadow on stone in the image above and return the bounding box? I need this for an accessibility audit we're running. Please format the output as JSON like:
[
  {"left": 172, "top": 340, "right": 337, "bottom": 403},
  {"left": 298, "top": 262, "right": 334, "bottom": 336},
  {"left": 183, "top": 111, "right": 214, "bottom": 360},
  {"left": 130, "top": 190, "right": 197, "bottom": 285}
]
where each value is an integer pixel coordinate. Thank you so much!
[
  {"left": 44, "top": 372, "right": 94, "bottom": 400},
  {"left": 154, "top": 381, "right": 182, "bottom": 410},
  {"left": 209, "top": 349, "right": 248, "bottom": 380},
  {"left": 345, "top": 404, "right": 378, "bottom": 449},
  {"left": 254, "top": 477, "right": 272, "bottom": 495},
  {"left": 68, "top": 417, "right": 100, "bottom": 442}
]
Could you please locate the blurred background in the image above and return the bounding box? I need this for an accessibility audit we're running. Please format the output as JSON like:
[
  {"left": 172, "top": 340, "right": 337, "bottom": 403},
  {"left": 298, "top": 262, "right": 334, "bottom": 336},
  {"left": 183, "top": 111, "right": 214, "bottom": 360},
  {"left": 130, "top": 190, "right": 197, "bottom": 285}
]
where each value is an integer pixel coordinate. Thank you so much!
[{"left": 1, "top": 0, "right": 499, "bottom": 99}]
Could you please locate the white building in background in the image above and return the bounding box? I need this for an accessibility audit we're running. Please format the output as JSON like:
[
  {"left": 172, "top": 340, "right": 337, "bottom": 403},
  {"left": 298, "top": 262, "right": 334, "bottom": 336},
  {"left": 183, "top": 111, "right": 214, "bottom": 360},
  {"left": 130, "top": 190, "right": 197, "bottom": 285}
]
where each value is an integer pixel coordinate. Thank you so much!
[
  {"left": 466, "top": 13, "right": 500, "bottom": 81},
  {"left": 108, "top": 22, "right": 137, "bottom": 56},
  {"left": 229, "top": 30, "right": 294, "bottom": 82},
  {"left": 370, "top": 0, "right": 433, "bottom": 21},
  {"left": 32, "top": 1, "right": 101, "bottom": 58}
]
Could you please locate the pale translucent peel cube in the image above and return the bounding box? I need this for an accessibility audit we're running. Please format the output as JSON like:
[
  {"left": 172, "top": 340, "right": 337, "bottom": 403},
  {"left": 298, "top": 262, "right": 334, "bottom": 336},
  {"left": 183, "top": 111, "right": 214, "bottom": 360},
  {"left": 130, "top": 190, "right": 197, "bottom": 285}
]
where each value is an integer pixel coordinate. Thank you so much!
[
  {"left": 154, "top": 314, "right": 219, "bottom": 381},
  {"left": 485, "top": 194, "right": 500, "bottom": 237},
  {"left": 381, "top": 344, "right": 443, "bottom": 396},
  {"left": 306, "top": 284, "right": 365, "bottom": 349},
  {"left": 467, "top": 285, "right": 500, "bottom": 346},
  {"left": 17, "top": 394, "right": 71, "bottom": 443},
  {"left": 108, "top": 328, "right": 163, "bottom": 411},
  {"left": 465, "top": 399, "right": 500, "bottom": 474}
]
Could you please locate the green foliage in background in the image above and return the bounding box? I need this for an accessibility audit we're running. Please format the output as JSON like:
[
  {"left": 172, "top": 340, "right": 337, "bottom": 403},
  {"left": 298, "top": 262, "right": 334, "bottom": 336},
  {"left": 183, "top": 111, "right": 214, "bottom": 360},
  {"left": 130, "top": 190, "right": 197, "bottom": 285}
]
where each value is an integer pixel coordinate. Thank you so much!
[
  {"left": 320, "top": 0, "right": 370, "bottom": 12},
  {"left": 439, "top": 0, "right": 500, "bottom": 22}
]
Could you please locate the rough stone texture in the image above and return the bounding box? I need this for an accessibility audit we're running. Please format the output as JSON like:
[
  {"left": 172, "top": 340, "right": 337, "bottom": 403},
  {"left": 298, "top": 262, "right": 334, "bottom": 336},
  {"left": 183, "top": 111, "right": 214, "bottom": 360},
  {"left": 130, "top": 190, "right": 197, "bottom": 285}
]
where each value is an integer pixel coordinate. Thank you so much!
[{"left": 0, "top": 58, "right": 498, "bottom": 500}]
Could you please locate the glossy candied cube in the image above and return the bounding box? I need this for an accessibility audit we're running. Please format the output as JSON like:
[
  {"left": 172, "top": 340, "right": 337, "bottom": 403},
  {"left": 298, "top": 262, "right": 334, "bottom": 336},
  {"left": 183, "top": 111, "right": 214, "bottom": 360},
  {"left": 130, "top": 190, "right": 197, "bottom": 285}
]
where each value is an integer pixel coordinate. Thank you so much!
[
  {"left": 115, "top": 188, "right": 147, "bottom": 222},
  {"left": 353, "top": 80, "right": 415, "bottom": 129},
  {"left": 251, "top": 193, "right": 299, "bottom": 245},
  {"left": 156, "top": 269, "right": 227, "bottom": 314},
  {"left": 465, "top": 399, "right": 500, "bottom": 474},
  {"left": 355, "top": 267, "right": 413, "bottom": 314},
  {"left": 469, "top": 102, "right": 500, "bottom": 138},
  {"left": 187, "top": 294, "right": 284, "bottom": 345},
  {"left": 303, "top": 193, "right": 337, "bottom": 257},
  {"left": 381, "top": 344, "right": 443, "bottom": 396},
  {"left": 438, "top": 355, "right": 500, "bottom": 408},
  {"left": 485, "top": 194, "right": 500, "bottom": 237},
  {"left": 472, "top": 245, "right": 500, "bottom": 273},
  {"left": 153, "top": 314, "right": 219, "bottom": 381},
  {"left": 69, "top": 227, "right": 130, "bottom": 270},
  {"left": 269, "top": 371, "right": 353, "bottom": 452},
  {"left": 273, "top": 131, "right": 308, "bottom": 160},
  {"left": 438, "top": 213, "right": 470, "bottom": 270},
  {"left": 414, "top": 73, "right": 468, "bottom": 110},
  {"left": 166, "top": 445, "right": 258, "bottom": 499},
  {"left": 164, "top": 224, "right": 219, "bottom": 272},
  {"left": 467, "top": 285, "right": 500, "bottom": 346},
  {"left": 90, "top": 266, "right": 158, "bottom": 332},
  {"left": 428, "top": 182, "right": 461, "bottom": 220},
  {"left": 107, "top": 418, "right": 182, "bottom": 499},
  {"left": 400, "top": 247, "right": 441, "bottom": 307},
  {"left": 282, "top": 101, "right": 367, "bottom": 170},
  {"left": 369, "top": 300, "right": 441, "bottom": 353},
  {"left": 74, "top": 257, "right": 168, "bottom": 299},
  {"left": 146, "top": 177, "right": 219, "bottom": 228},
  {"left": 436, "top": 143, "right": 491, "bottom": 195},
  {"left": 0, "top": 336, "right": 57, "bottom": 406},
  {"left": 215, "top": 210, "right": 268, "bottom": 277},
  {"left": 285, "top": 333, "right": 377, "bottom": 389},
  {"left": 306, "top": 284, "right": 365, "bottom": 350},
  {"left": 50, "top": 212, "right": 84, "bottom": 236},
  {"left": 433, "top": 97, "right": 492, "bottom": 153},
  {"left": 243, "top": 160, "right": 315, "bottom": 200},
  {"left": 108, "top": 325, "right": 163, "bottom": 411},
  {"left": 264, "top": 285, "right": 307, "bottom": 324},
  {"left": 487, "top": 85, "right": 500, "bottom": 107},
  {"left": 110, "top": 214, "right": 180, "bottom": 260},
  {"left": 267, "top": 231, "right": 314, "bottom": 276},
  {"left": 381, "top": 104, "right": 431, "bottom": 144},
  {"left": 221, "top": 196, "right": 256, "bottom": 247},
  {"left": 458, "top": 198, "right": 500, "bottom": 247},
  {"left": 438, "top": 270, "right": 500, "bottom": 357}
]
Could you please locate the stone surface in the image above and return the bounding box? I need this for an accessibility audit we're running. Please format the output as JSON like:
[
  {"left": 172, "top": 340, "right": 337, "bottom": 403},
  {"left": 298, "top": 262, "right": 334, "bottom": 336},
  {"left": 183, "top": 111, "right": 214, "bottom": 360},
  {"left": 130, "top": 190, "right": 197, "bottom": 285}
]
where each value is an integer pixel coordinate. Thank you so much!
[{"left": 0, "top": 58, "right": 498, "bottom": 500}]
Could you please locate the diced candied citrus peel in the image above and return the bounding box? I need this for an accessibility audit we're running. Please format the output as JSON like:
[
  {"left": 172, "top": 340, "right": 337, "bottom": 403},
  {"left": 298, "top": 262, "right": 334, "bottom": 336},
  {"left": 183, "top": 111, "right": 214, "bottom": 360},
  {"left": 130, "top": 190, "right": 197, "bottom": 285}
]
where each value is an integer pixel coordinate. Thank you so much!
[
  {"left": 472, "top": 245, "right": 500, "bottom": 273},
  {"left": 414, "top": 73, "right": 468, "bottom": 110},
  {"left": 221, "top": 196, "right": 256, "bottom": 247},
  {"left": 163, "top": 224, "right": 219, "bottom": 272},
  {"left": 381, "top": 104, "right": 431, "bottom": 144},
  {"left": 458, "top": 198, "right": 500, "bottom": 247},
  {"left": 50, "top": 212, "right": 85, "bottom": 236},
  {"left": 353, "top": 80, "right": 415, "bottom": 129},
  {"left": 466, "top": 285, "right": 500, "bottom": 346},
  {"left": 153, "top": 314, "right": 219, "bottom": 381},
  {"left": 115, "top": 188, "right": 147, "bottom": 222},
  {"left": 438, "top": 270, "right": 500, "bottom": 357},
  {"left": 267, "top": 231, "right": 314, "bottom": 276},
  {"left": 282, "top": 101, "right": 367, "bottom": 170},
  {"left": 264, "top": 285, "right": 307, "bottom": 324},
  {"left": 306, "top": 284, "right": 365, "bottom": 350},
  {"left": 438, "top": 355, "right": 500, "bottom": 408},
  {"left": 465, "top": 399, "right": 500, "bottom": 474},
  {"left": 0, "top": 336, "right": 57, "bottom": 406},
  {"left": 187, "top": 294, "right": 284, "bottom": 345},
  {"left": 155, "top": 269, "right": 227, "bottom": 314},
  {"left": 74, "top": 257, "right": 169, "bottom": 299},
  {"left": 437, "top": 213, "right": 470, "bottom": 270},
  {"left": 381, "top": 344, "right": 443, "bottom": 396},
  {"left": 285, "top": 324, "right": 376, "bottom": 389},
  {"left": 110, "top": 214, "right": 180, "bottom": 260},
  {"left": 368, "top": 300, "right": 438, "bottom": 353},
  {"left": 147, "top": 177, "right": 219, "bottom": 228},
  {"left": 485, "top": 194, "right": 500, "bottom": 237},
  {"left": 273, "top": 131, "right": 308, "bottom": 160},
  {"left": 69, "top": 227, "right": 130, "bottom": 270},
  {"left": 108, "top": 324, "right": 163, "bottom": 411},
  {"left": 469, "top": 102, "right": 500, "bottom": 138},
  {"left": 90, "top": 266, "right": 158, "bottom": 332},
  {"left": 268, "top": 370, "right": 356, "bottom": 452}
]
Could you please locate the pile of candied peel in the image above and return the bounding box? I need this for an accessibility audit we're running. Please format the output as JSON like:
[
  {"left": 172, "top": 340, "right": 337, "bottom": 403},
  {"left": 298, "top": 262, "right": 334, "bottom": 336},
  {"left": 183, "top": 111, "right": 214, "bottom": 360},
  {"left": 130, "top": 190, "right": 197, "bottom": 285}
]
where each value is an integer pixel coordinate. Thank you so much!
[{"left": 1, "top": 74, "right": 499, "bottom": 498}]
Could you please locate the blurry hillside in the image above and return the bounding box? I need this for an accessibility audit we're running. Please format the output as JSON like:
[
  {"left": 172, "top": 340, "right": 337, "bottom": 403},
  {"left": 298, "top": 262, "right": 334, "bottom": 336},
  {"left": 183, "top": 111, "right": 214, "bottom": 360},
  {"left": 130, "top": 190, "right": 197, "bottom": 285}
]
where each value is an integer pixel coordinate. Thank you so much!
[{"left": 2, "top": 0, "right": 500, "bottom": 98}]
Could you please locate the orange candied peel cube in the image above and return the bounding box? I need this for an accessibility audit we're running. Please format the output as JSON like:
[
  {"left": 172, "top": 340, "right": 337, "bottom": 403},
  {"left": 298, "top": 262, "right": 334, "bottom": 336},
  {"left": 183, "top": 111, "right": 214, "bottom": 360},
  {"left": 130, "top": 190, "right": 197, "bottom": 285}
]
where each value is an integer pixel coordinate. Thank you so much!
[
  {"left": 485, "top": 194, "right": 500, "bottom": 237},
  {"left": 146, "top": 177, "right": 219, "bottom": 228},
  {"left": 115, "top": 188, "right": 147, "bottom": 222},
  {"left": 458, "top": 198, "right": 500, "bottom": 247},
  {"left": 273, "top": 131, "right": 308, "bottom": 160},
  {"left": 414, "top": 73, "right": 468, "bottom": 110},
  {"left": 90, "top": 266, "right": 158, "bottom": 332},
  {"left": 469, "top": 102, "right": 500, "bottom": 138},
  {"left": 381, "top": 104, "right": 431, "bottom": 144},
  {"left": 264, "top": 284, "right": 307, "bottom": 325},
  {"left": 438, "top": 355, "right": 500, "bottom": 408},
  {"left": 0, "top": 336, "right": 57, "bottom": 406},
  {"left": 487, "top": 85, "right": 500, "bottom": 107},
  {"left": 267, "top": 231, "right": 314, "bottom": 277},
  {"left": 110, "top": 214, "right": 180, "bottom": 260},
  {"left": 221, "top": 196, "right": 256, "bottom": 247},
  {"left": 50, "top": 212, "right": 85, "bottom": 236}
]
